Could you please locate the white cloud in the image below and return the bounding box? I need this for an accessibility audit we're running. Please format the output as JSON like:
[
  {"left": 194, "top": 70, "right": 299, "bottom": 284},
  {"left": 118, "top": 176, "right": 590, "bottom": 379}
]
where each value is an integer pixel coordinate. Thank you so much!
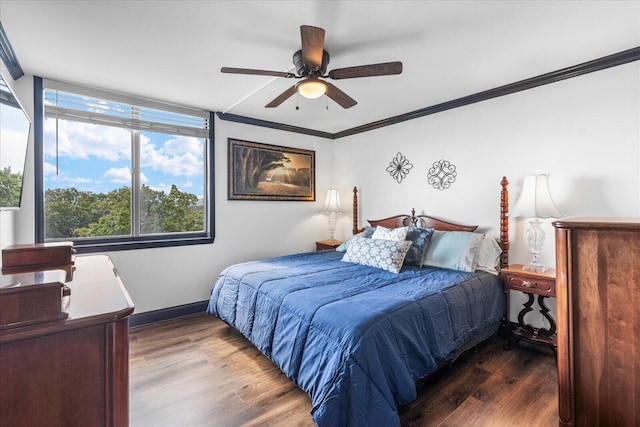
[
  {"left": 44, "top": 159, "right": 92, "bottom": 183},
  {"left": 149, "top": 182, "right": 172, "bottom": 194},
  {"left": 44, "top": 118, "right": 130, "bottom": 161},
  {"left": 164, "top": 136, "right": 201, "bottom": 156},
  {"left": 140, "top": 135, "right": 203, "bottom": 177},
  {"left": 46, "top": 174, "right": 93, "bottom": 185},
  {"left": 44, "top": 119, "right": 203, "bottom": 177},
  {"left": 43, "top": 162, "right": 58, "bottom": 176},
  {"left": 103, "top": 167, "right": 131, "bottom": 183}
]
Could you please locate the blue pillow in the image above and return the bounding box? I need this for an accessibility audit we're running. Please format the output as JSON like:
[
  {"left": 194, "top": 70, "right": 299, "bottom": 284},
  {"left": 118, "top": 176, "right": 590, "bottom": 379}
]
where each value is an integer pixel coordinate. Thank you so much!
[{"left": 404, "top": 227, "right": 435, "bottom": 267}]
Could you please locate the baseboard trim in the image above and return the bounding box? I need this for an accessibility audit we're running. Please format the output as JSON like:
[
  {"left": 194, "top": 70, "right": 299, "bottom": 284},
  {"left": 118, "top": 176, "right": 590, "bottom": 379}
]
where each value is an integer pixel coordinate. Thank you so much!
[{"left": 129, "top": 300, "right": 209, "bottom": 328}]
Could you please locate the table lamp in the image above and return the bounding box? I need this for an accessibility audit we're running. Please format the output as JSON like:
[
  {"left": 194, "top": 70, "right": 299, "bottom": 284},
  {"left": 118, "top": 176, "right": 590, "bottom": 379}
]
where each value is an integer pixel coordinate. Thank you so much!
[
  {"left": 320, "top": 187, "right": 343, "bottom": 239},
  {"left": 512, "top": 174, "right": 563, "bottom": 272}
]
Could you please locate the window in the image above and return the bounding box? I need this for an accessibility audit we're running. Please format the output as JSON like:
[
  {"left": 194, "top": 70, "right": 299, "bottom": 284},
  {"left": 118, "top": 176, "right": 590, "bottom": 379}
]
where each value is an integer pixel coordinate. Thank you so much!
[{"left": 35, "top": 78, "right": 214, "bottom": 252}]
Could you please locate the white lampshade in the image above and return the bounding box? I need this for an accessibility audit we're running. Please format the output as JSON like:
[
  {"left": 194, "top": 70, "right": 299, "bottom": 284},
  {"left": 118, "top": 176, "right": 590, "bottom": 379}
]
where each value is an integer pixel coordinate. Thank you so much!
[
  {"left": 321, "top": 187, "right": 342, "bottom": 240},
  {"left": 512, "top": 174, "right": 563, "bottom": 272},
  {"left": 512, "top": 174, "right": 564, "bottom": 219},
  {"left": 297, "top": 79, "right": 327, "bottom": 99},
  {"left": 321, "top": 188, "right": 343, "bottom": 214}
]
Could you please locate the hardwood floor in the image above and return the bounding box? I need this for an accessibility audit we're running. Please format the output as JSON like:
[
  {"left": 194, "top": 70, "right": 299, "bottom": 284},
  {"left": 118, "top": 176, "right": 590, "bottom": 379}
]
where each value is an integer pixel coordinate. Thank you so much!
[{"left": 129, "top": 314, "right": 558, "bottom": 427}]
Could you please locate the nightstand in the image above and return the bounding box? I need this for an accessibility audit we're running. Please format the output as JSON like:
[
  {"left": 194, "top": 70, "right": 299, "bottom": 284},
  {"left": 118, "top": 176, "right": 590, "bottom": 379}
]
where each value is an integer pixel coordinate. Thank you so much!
[
  {"left": 500, "top": 264, "right": 557, "bottom": 354},
  {"left": 315, "top": 239, "right": 342, "bottom": 251}
]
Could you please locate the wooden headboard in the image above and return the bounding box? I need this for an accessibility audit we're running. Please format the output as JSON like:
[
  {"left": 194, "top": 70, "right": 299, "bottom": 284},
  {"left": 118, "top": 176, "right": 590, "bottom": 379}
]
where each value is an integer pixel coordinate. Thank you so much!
[
  {"left": 367, "top": 210, "right": 478, "bottom": 232},
  {"left": 350, "top": 176, "right": 510, "bottom": 268}
]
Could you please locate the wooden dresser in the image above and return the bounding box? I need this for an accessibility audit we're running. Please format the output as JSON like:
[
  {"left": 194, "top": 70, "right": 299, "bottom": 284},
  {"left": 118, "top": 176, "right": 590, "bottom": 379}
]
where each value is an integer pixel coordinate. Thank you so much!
[
  {"left": 0, "top": 255, "right": 134, "bottom": 426},
  {"left": 554, "top": 218, "right": 640, "bottom": 427}
]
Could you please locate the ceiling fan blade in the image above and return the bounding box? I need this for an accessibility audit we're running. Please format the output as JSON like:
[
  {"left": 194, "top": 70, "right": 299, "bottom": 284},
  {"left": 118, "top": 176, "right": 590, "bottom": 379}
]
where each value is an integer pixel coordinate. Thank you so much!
[
  {"left": 221, "top": 67, "right": 295, "bottom": 78},
  {"left": 300, "top": 25, "right": 325, "bottom": 69},
  {"left": 324, "top": 82, "right": 357, "bottom": 109},
  {"left": 265, "top": 85, "right": 298, "bottom": 108},
  {"left": 328, "top": 61, "right": 403, "bottom": 80}
]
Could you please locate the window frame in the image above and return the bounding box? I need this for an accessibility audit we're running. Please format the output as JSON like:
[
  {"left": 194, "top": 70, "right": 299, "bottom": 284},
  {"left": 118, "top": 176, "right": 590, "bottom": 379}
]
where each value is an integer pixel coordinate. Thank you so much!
[{"left": 33, "top": 77, "right": 215, "bottom": 253}]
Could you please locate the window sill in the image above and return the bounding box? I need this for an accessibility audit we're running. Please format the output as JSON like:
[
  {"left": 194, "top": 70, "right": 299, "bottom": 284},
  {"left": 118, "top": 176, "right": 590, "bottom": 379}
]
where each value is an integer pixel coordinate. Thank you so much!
[{"left": 49, "top": 234, "right": 215, "bottom": 254}]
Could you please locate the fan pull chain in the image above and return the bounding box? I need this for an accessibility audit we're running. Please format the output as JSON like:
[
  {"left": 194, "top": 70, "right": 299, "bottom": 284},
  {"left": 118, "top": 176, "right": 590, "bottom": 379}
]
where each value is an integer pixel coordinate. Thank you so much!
[
  {"left": 55, "top": 91, "right": 59, "bottom": 175},
  {"left": 295, "top": 92, "right": 300, "bottom": 110}
]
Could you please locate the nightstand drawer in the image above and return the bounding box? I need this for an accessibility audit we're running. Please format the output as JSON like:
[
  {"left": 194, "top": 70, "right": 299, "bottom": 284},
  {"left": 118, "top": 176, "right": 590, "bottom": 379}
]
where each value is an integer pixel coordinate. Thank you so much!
[
  {"left": 316, "top": 239, "right": 342, "bottom": 251},
  {"left": 505, "top": 274, "right": 555, "bottom": 296}
]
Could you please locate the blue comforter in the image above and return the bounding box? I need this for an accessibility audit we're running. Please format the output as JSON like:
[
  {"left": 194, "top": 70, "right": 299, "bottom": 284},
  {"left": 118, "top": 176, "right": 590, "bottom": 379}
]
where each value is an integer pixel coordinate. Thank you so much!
[{"left": 207, "top": 250, "right": 504, "bottom": 426}]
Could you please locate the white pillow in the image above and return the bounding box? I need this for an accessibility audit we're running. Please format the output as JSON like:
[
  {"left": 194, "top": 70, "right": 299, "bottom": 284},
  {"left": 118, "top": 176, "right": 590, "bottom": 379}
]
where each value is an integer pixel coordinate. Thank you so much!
[
  {"left": 475, "top": 235, "right": 503, "bottom": 275},
  {"left": 422, "top": 230, "right": 484, "bottom": 272},
  {"left": 371, "top": 225, "right": 408, "bottom": 241},
  {"left": 341, "top": 236, "right": 412, "bottom": 274}
]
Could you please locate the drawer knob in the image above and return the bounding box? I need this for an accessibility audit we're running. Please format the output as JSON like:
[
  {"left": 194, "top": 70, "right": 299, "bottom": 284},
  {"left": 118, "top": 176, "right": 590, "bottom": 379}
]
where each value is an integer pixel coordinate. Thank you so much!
[{"left": 521, "top": 280, "right": 536, "bottom": 288}]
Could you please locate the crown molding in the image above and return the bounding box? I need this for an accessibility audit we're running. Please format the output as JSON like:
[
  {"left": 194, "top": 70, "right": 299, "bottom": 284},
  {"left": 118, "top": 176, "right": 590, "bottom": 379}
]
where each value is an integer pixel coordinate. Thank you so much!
[
  {"left": 217, "top": 46, "right": 640, "bottom": 140},
  {"left": 216, "top": 112, "right": 335, "bottom": 139}
]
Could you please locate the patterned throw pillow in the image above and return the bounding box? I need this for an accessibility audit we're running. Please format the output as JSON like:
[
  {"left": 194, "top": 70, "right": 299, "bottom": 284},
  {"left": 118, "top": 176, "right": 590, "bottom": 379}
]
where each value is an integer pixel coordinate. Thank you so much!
[{"left": 341, "top": 236, "right": 412, "bottom": 274}]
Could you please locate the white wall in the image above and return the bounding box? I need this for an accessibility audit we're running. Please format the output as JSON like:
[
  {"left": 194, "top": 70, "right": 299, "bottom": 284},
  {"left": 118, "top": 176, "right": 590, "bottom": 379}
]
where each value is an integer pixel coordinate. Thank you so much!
[
  {"left": 333, "top": 61, "right": 640, "bottom": 325},
  {"left": 8, "top": 60, "right": 640, "bottom": 317},
  {"left": 334, "top": 62, "right": 640, "bottom": 252}
]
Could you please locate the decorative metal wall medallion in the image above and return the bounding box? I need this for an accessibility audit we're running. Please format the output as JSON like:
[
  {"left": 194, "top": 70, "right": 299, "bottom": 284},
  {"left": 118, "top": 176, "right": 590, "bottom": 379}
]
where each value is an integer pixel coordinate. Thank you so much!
[
  {"left": 386, "top": 152, "right": 413, "bottom": 183},
  {"left": 428, "top": 159, "right": 457, "bottom": 190}
]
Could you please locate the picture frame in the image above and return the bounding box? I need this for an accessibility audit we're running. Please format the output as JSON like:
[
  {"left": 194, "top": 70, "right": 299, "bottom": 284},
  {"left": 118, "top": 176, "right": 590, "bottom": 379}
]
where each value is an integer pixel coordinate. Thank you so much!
[{"left": 228, "top": 138, "right": 315, "bottom": 201}]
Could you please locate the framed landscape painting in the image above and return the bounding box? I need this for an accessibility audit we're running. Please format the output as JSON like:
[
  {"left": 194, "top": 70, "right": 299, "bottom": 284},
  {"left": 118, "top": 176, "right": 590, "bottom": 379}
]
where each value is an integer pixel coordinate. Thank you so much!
[{"left": 228, "top": 138, "right": 315, "bottom": 201}]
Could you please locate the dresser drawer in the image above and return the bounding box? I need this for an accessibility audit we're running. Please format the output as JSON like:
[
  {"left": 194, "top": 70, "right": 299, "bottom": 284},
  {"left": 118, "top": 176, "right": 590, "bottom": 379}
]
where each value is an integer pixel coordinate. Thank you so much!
[{"left": 504, "top": 273, "right": 555, "bottom": 296}]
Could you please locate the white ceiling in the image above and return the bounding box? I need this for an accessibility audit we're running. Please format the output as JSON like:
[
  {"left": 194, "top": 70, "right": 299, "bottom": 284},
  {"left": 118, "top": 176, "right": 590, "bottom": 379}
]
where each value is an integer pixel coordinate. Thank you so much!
[{"left": 1, "top": 1, "right": 638, "bottom": 135}]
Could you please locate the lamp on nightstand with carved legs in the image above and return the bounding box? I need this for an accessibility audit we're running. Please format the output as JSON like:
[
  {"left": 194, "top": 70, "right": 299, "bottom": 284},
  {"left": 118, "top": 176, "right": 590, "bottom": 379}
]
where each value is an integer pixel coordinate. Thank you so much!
[
  {"left": 320, "top": 187, "right": 343, "bottom": 239},
  {"left": 317, "top": 187, "right": 344, "bottom": 251},
  {"left": 511, "top": 174, "right": 563, "bottom": 272}
]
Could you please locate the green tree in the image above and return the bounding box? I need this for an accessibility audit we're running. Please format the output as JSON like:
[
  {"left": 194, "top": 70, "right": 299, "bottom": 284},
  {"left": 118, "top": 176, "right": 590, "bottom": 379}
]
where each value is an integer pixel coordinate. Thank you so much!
[
  {"left": 45, "top": 187, "right": 98, "bottom": 238},
  {"left": 0, "top": 167, "right": 23, "bottom": 208},
  {"left": 160, "top": 184, "right": 203, "bottom": 233},
  {"left": 140, "top": 184, "right": 164, "bottom": 234},
  {"left": 45, "top": 184, "right": 202, "bottom": 239},
  {"left": 75, "top": 187, "right": 131, "bottom": 237}
]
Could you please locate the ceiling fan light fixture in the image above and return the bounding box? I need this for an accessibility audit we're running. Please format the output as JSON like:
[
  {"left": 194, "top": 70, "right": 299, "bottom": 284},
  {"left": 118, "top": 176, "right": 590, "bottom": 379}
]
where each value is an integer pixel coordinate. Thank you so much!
[
  {"left": 297, "top": 79, "right": 327, "bottom": 99},
  {"left": 223, "top": 25, "right": 400, "bottom": 109}
]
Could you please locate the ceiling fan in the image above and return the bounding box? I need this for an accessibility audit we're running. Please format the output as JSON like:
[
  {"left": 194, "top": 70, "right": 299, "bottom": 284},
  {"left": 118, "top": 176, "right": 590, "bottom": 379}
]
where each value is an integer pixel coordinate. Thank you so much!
[{"left": 221, "top": 25, "right": 403, "bottom": 109}]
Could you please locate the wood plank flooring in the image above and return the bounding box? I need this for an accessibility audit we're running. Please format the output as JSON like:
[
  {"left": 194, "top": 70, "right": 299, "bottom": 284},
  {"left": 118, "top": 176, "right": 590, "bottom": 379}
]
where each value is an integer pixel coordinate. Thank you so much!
[{"left": 129, "top": 314, "right": 558, "bottom": 427}]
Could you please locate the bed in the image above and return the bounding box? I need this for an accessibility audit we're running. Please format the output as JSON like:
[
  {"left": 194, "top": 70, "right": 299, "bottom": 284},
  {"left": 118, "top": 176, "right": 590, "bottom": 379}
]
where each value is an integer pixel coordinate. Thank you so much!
[{"left": 207, "top": 178, "right": 511, "bottom": 427}]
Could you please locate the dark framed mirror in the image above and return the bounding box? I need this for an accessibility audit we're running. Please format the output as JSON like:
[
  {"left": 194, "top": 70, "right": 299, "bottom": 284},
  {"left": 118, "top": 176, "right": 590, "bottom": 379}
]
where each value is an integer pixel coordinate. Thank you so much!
[{"left": 0, "top": 73, "right": 31, "bottom": 209}]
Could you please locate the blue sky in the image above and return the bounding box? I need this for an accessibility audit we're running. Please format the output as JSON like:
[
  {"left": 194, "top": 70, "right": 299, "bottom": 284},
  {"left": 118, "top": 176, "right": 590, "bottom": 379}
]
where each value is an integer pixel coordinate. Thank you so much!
[{"left": 43, "top": 118, "right": 204, "bottom": 198}]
